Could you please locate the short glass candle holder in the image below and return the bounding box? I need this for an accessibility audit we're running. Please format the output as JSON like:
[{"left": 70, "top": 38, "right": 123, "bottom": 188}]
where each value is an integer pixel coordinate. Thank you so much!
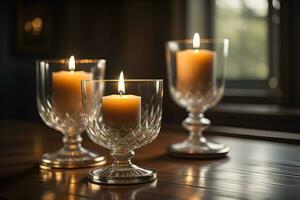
[
  {"left": 82, "top": 78, "right": 163, "bottom": 185},
  {"left": 166, "top": 37, "right": 230, "bottom": 158},
  {"left": 36, "top": 58, "right": 106, "bottom": 168}
]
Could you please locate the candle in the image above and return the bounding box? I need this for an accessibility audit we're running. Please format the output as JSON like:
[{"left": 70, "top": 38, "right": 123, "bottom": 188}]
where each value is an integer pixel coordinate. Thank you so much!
[
  {"left": 102, "top": 71, "right": 141, "bottom": 129},
  {"left": 52, "top": 56, "right": 92, "bottom": 116},
  {"left": 176, "top": 33, "right": 215, "bottom": 95}
]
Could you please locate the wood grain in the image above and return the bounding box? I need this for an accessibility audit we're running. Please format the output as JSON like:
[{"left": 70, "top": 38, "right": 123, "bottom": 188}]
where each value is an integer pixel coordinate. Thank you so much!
[{"left": 0, "top": 120, "right": 300, "bottom": 199}]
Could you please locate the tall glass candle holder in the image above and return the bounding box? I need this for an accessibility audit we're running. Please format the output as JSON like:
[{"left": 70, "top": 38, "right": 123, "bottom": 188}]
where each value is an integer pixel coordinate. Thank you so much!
[
  {"left": 166, "top": 34, "right": 230, "bottom": 158},
  {"left": 82, "top": 75, "right": 163, "bottom": 185},
  {"left": 36, "top": 57, "right": 106, "bottom": 168}
]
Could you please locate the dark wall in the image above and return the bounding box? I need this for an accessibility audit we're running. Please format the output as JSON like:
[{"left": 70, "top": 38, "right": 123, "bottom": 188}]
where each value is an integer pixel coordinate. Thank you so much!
[
  {"left": 0, "top": 1, "right": 36, "bottom": 120},
  {"left": 0, "top": 0, "right": 185, "bottom": 121}
]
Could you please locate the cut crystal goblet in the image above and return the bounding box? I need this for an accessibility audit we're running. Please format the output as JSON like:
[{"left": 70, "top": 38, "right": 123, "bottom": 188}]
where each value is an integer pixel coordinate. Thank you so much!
[
  {"left": 166, "top": 36, "right": 230, "bottom": 158},
  {"left": 82, "top": 78, "right": 163, "bottom": 184},
  {"left": 36, "top": 58, "right": 106, "bottom": 168}
]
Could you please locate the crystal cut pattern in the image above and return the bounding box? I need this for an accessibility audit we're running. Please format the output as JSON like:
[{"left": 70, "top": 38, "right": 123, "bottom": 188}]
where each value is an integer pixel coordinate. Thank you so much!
[
  {"left": 82, "top": 80, "right": 163, "bottom": 184},
  {"left": 36, "top": 59, "right": 106, "bottom": 168}
]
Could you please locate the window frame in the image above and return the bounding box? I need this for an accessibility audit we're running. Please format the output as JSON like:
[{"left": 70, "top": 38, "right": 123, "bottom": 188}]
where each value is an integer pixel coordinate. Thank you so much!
[{"left": 206, "top": 0, "right": 281, "bottom": 103}]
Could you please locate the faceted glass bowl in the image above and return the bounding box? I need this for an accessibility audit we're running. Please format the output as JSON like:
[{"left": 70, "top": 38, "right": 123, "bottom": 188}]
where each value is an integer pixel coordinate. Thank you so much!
[
  {"left": 36, "top": 59, "right": 106, "bottom": 168},
  {"left": 82, "top": 79, "right": 163, "bottom": 184},
  {"left": 166, "top": 39, "right": 230, "bottom": 158}
]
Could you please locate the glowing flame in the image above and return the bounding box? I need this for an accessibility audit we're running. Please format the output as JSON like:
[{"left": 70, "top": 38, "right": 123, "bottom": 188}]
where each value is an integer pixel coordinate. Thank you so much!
[
  {"left": 68, "top": 56, "right": 75, "bottom": 71},
  {"left": 118, "top": 71, "right": 125, "bottom": 94},
  {"left": 193, "top": 33, "right": 200, "bottom": 49}
]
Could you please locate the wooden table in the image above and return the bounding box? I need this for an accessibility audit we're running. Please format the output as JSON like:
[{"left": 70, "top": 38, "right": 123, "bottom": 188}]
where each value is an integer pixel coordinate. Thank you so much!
[{"left": 0, "top": 120, "right": 300, "bottom": 199}]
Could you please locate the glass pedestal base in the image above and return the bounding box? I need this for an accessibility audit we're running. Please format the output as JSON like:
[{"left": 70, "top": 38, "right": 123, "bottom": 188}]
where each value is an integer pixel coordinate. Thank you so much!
[
  {"left": 40, "top": 147, "right": 106, "bottom": 169},
  {"left": 88, "top": 164, "right": 157, "bottom": 185},
  {"left": 168, "top": 114, "right": 230, "bottom": 159},
  {"left": 167, "top": 137, "right": 230, "bottom": 159}
]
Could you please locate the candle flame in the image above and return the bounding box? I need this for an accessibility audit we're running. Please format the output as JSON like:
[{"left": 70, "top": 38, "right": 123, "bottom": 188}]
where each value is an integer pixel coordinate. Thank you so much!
[
  {"left": 193, "top": 33, "right": 200, "bottom": 49},
  {"left": 118, "top": 71, "right": 125, "bottom": 94},
  {"left": 69, "top": 56, "right": 75, "bottom": 71}
]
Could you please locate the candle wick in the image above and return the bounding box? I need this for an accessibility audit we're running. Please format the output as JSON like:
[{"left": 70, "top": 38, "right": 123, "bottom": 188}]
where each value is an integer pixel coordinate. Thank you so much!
[{"left": 119, "top": 91, "right": 124, "bottom": 96}]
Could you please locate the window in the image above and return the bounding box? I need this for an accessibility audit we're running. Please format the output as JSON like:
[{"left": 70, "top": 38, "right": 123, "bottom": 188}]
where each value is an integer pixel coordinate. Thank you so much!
[
  {"left": 215, "top": 0, "right": 269, "bottom": 80},
  {"left": 186, "top": 0, "right": 280, "bottom": 98},
  {"left": 215, "top": 0, "right": 280, "bottom": 95}
]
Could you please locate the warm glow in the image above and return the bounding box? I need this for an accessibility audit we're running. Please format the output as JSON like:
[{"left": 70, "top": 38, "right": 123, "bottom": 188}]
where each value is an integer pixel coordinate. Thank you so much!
[
  {"left": 193, "top": 33, "right": 200, "bottom": 49},
  {"left": 32, "top": 17, "right": 43, "bottom": 32},
  {"left": 24, "top": 21, "right": 32, "bottom": 32},
  {"left": 69, "top": 56, "right": 75, "bottom": 71},
  {"left": 118, "top": 71, "right": 125, "bottom": 94},
  {"left": 23, "top": 17, "right": 43, "bottom": 35}
]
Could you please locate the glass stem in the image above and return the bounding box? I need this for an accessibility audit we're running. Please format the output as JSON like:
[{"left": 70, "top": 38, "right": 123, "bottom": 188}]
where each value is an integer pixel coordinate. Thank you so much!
[
  {"left": 183, "top": 112, "right": 210, "bottom": 144},
  {"left": 111, "top": 150, "right": 134, "bottom": 168},
  {"left": 63, "top": 135, "right": 82, "bottom": 152}
]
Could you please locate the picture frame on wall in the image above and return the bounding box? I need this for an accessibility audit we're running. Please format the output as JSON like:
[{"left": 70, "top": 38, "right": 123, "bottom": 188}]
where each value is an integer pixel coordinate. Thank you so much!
[{"left": 14, "top": 1, "right": 55, "bottom": 55}]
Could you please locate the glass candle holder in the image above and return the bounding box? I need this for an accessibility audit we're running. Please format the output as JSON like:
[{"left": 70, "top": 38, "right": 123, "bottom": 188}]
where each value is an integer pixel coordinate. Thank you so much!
[
  {"left": 36, "top": 57, "right": 106, "bottom": 168},
  {"left": 166, "top": 36, "right": 230, "bottom": 158},
  {"left": 82, "top": 78, "right": 163, "bottom": 185}
]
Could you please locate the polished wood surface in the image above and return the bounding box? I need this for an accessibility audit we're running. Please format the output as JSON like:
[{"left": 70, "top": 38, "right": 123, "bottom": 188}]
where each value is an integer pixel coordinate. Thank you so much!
[{"left": 0, "top": 120, "right": 300, "bottom": 199}]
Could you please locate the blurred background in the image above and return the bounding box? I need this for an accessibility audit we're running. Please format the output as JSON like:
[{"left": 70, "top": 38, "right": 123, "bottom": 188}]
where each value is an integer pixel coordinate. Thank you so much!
[{"left": 1, "top": 0, "right": 300, "bottom": 132}]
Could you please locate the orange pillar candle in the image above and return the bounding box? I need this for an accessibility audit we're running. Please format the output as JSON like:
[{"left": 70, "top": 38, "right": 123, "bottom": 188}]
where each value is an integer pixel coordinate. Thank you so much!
[
  {"left": 52, "top": 56, "right": 92, "bottom": 116},
  {"left": 102, "top": 71, "right": 141, "bottom": 128},
  {"left": 176, "top": 33, "right": 215, "bottom": 96}
]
